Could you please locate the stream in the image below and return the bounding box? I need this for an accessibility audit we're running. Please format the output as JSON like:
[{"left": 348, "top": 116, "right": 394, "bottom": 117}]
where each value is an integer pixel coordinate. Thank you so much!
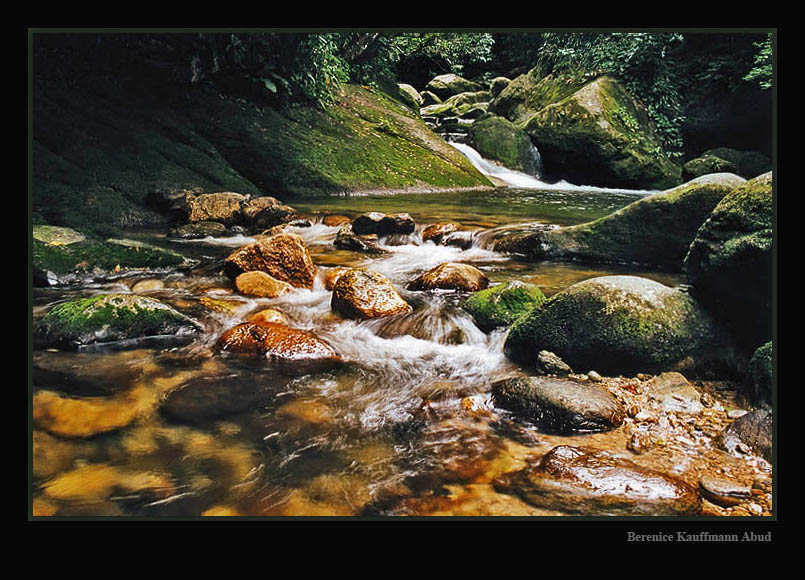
[{"left": 31, "top": 149, "right": 771, "bottom": 517}]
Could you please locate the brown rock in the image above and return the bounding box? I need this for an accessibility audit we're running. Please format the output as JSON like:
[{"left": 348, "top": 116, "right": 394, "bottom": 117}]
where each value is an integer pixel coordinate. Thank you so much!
[
  {"left": 235, "top": 271, "right": 293, "bottom": 298},
  {"left": 408, "top": 262, "right": 490, "bottom": 292},
  {"left": 494, "top": 445, "right": 701, "bottom": 516},
  {"left": 186, "top": 192, "right": 250, "bottom": 226},
  {"left": 699, "top": 475, "right": 752, "bottom": 507},
  {"left": 333, "top": 224, "right": 389, "bottom": 255},
  {"left": 216, "top": 322, "right": 341, "bottom": 374},
  {"left": 248, "top": 308, "right": 288, "bottom": 326},
  {"left": 323, "top": 267, "right": 349, "bottom": 291},
  {"left": 322, "top": 215, "right": 352, "bottom": 227},
  {"left": 422, "top": 222, "right": 461, "bottom": 244},
  {"left": 223, "top": 233, "right": 317, "bottom": 288},
  {"left": 331, "top": 268, "right": 412, "bottom": 319},
  {"left": 352, "top": 212, "right": 387, "bottom": 235}
]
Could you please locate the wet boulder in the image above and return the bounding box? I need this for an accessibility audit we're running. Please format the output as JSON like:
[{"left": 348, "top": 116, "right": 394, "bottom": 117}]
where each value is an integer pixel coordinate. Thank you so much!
[
  {"left": 235, "top": 271, "right": 293, "bottom": 298},
  {"left": 717, "top": 409, "right": 772, "bottom": 462},
  {"left": 522, "top": 76, "right": 682, "bottom": 189},
  {"left": 321, "top": 215, "right": 352, "bottom": 227},
  {"left": 248, "top": 308, "right": 289, "bottom": 326},
  {"left": 494, "top": 173, "right": 745, "bottom": 270},
  {"left": 185, "top": 192, "right": 250, "bottom": 226},
  {"left": 408, "top": 263, "right": 489, "bottom": 292},
  {"left": 223, "top": 233, "right": 317, "bottom": 289},
  {"left": 425, "top": 74, "right": 483, "bottom": 100},
  {"left": 34, "top": 294, "right": 201, "bottom": 349},
  {"left": 494, "top": 445, "right": 701, "bottom": 515},
  {"left": 216, "top": 322, "right": 342, "bottom": 375},
  {"left": 504, "top": 276, "right": 740, "bottom": 378},
  {"left": 169, "top": 221, "right": 227, "bottom": 239},
  {"left": 351, "top": 212, "right": 387, "bottom": 235},
  {"left": 352, "top": 212, "right": 416, "bottom": 236},
  {"left": 467, "top": 115, "right": 540, "bottom": 174},
  {"left": 462, "top": 280, "right": 546, "bottom": 331},
  {"left": 421, "top": 222, "right": 461, "bottom": 245},
  {"left": 491, "top": 376, "right": 624, "bottom": 433},
  {"left": 333, "top": 224, "right": 389, "bottom": 255},
  {"left": 331, "top": 268, "right": 412, "bottom": 319},
  {"left": 684, "top": 173, "right": 773, "bottom": 349}
]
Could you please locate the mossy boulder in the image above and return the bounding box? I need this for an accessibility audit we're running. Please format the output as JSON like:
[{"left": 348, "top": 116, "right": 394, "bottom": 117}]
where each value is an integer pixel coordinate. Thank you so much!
[
  {"left": 488, "top": 69, "right": 588, "bottom": 124},
  {"left": 503, "top": 275, "right": 739, "bottom": 378},
  {"left": 444, "top": 91, "right": 491, "bottom": 109},
  {"left": 747, "top": 341, "right": 773, "bottom": 403},
  {"left": 34, "top": 294, "right": 201, "bottom": 349},
  {"left": 489, "top": 77, "right": 511, "bottom": 99},
  {"left": 462, "top": 281, "right": 546, "bottom": 331},
  {"left": 683, "top": 155, "right": 738, "bottom": 180},
  {"left": 420, "top": 90, "right": 442, "bottom": 106},
  {"left": 397, "top": 83, "right": 423, "bottom": 110},
  {"left": 684, "top": 172, "right": 773, "bottom": 348},
  {"left": 521, "top": 76, "right": 682, "bottom": 189},
  {"left": 33, "top": 225, "right": 86, "bottom": 246},
  {"left": 493, "top": 173, "right": 746, "bottom": 270},
  {"left": 33, "top": 237, "right": 191, "bottom": 286},
  {"left": 467, "top": 115, "right": 540, "bottom": 174},
  {"left": 425, "top": 74, "right": 483, "bottom": 100},
  {"left": 702, "top": 147, "right": 771, "bottom": 179}
]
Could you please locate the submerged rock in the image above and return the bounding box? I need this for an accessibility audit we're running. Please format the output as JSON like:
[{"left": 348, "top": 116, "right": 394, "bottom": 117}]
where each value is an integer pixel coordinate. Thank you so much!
[
  {"left": 491, "top": 376, "right": 625, "bottom": 433},
  {"left": 504, "top": 276, "right": 739, "bottom": 378},
  {"left": 717, "top": 409, "right": 772, "bottom": 462},
  {"left": 216, "top": 322, "right": 341, "bottom": 375},
  {"left": 494, "top": 445, "right": 701, "bottom": 515},
  {"left": 223, "top": 232, "right": 317, "bottom": 289},
  {"left": 407, "top": 262, "right": 489, "bottom": 292},
  {"left": 169, "top": 221, "right": 227, "bottom": 239},
  {"left": 34, "top": 294, "right": 201, "bottom": 349},
  {"left": 331, "top": 268, "right": 412, "bottom": 319},
  {"left": 462, "top": 280, "right": 546, "bottom": 331},
  {"left": 684, "top": 172, "right": 773, "bottom": 348},
  {"left": 235, "top": 270, "right": 293, "bottom": 298},
  {"left": 41, "top": 463, "right": 174, "bottom": 503},
  {"left": 522, "top": 76, "right": 682, "bottom": 189},
  {"left": 494, "top": 174, "right": 744, "bottom": 270}
]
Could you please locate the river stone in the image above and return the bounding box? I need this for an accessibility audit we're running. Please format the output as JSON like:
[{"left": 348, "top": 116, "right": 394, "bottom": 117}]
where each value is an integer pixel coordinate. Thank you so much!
[
  {"left": 333, "top": 224, "right": 389, "bottom": 255},
  {"left": 379, "top": 213, "right": 416, "bottom": 236},
  {"left": 248, "top": 308, "right": 288, "bottom": 326},
  {"left": 426, "top": 74, "right": 483, "bottom": 100},
  {"left": 322, "top": 215, "right": 352, "bottom": 227},
  {"left": 536, "top": 350, "right": 572, "bottom": 376},
  {"left": 746, "top": 341, "right": 773, "bottom": 403},
  {"left": 408, "top": 262, "right": 490, "bottom": 292},
  {"left": 650, "top": 372, "right": 703, "bottom": 414},
  {"left": 494, "top": 174, "right": 742, "bottom": 270},
  {"left": 491, "top": 376, "right": 624, "bottom": 433},
  {"left": 223, "top": 233, "right": 317, "bottom": 289},
  {"left": 41, "top": 463, "right": 174, "bottom": 503},
  {"left": 462, "top": 281, "right": 546, "bottom": 331},
  {"left": 216, "top": 322, "right": 342, "bottom": 375},
  {"left": 33, "top": 225, "right": 86, "bottom": 246},
  {"left": 169, "top": 221, "right": 227, "bottom": 239},
  {"left": 717, "top": 409, "right": 772, "bottom": 462},
  {"left": 130, "top": 279, "right": 165, "bottom": 294},
  {"left": 422, "top": 222, "right": 460, "bottom": 244},
  {"left": 684, "top": 172, "right": 773, "bottom": 348},
  {"left": 235, "top": 270, "right": 293, "bottom": 298},
  {"left": 699, "top": 475, "right": 752, "bottom": 507},
  {"left": 504, "top": 276, "right": 740, "bottom": 378},
  {"left": 352, "top": 212, "right": 387, "bottom": 235},
  {"left": 331, "top": 268, "right": 412, "bottom": 319},
  {"left": 323, "top": 267, "right": 350, "bottom": 291},
  {"left": 34, "top": 294, "right": 201, "bottom": 349},
  {"left": 494, "top": 445, "right": 702, "bottom": 515},
  {"left": 186, "top": 192, "right": 249, "bottom": 226}
]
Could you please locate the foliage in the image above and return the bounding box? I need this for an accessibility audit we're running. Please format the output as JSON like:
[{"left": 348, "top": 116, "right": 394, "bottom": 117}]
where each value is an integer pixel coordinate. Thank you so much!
[{"left": 744, "top": 33, "right": 773, "bottom": 89}]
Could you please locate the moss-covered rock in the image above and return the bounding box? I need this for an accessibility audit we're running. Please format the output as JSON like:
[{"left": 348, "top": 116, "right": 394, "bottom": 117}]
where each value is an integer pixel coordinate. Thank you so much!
[
  {"left": 489, "top": 77, "right": 511, "bottom": 99},
  {"left": 683, "top": 155, "right": 738, "bottom": 180},
  {"left": 420, "top": 90, "right": 442, "bottom": 106},
  {"left": 462, "top": 281, "right": 546, "bottom": 331},
  {"left": 34, "top": 294, "right": 201, "bottom": 349},
  {"left": 684, "top": 172, "right": 773, "bottom": 348},
  {"left": 33, "top": 238, "right": 191, "bottom": 285},
  {"left": 467, "top": 115, "right": 540, "bottom": 174},
  {"left": 521, "top": 76, "right": 683, "bottom": 189},
  {"left": 33, "top": 225, "right": 86, "bottom": 246},
  {"left": 493, "top": 173, "right": 746, "bottom": 270},
  {"left": 503, "top": 276, "right": 739, "bottom": 378},
  {"left": 489, "top": 69, "right": 589, "bottom": 124},
  {"left": 397, "top": 83, "right": 423, "bottom": 110},
  {"left": 444, "top": 91, "right": 491, "bottom": 109},
  {"left": 747, "top": 341, "right": 773, "bottom": 403},
  {"left": 425, "top": 74, "right": 483, "bottom": 100},
  {"left": 703, "top": 147, "right": 772, "bottom": 179}
]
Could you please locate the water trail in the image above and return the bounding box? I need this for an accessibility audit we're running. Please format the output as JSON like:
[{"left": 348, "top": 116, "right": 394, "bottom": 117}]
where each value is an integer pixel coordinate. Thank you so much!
[{"left": 449, "top": 142, "right": 658, "bottom": 195}]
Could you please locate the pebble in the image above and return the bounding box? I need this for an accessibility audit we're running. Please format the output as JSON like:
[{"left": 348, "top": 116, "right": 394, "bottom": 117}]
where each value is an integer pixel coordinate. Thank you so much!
[
  {"left": 634, "top": 410, "right": 656, "bottom": 423},
  {"left": 748, "top": 503, "right": 763, "bottom": 516},
  {"left": 699, "top": 474, "right": 752, "bottom": 507},
  {"left": 587, "top": 371, "right": 603, "bottom": 382},
  {"left": 626, "top": 431, "right": 651, "bottom": 454}
]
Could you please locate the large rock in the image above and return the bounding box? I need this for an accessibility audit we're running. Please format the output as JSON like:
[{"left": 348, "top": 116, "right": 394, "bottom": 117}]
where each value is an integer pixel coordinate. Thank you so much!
[
  {"left": 489, "top": 69, "right": 587, "bottom": 124},
  {"left": 216, "top": 322, "right": 341, "bottom": 374},
  {"left": 684, "top": 172, "right": 773, "bottom": 348},
  {"left": 746, "top": 341, "right": 773, "bottom": 403},
  {"left": 397, "top": 83, "right": 423, "bottom": 110},
  {"left": 467, "top": 115, "right": 541, "bottom": 174},
  {"left": 223, "top": 233, "right": 317, "bottom": 289},
  {"left": 333, "top": 224, "right": 389, "bottom": 255},
  {"left": 494, "top": 445, "right": 701, "bottom": 515},
  {"left": 491, "top": 377, "right": 625, "bottom": 434},
  {"left": 462, "top": 281, "right": 546, "bottom": 331},
  {"left": 504, "top": 276, "right": 739, "bottom": 378},
  {"left": 717, "top": 409, "right": 772, "bottom": 462},
  {"left": 489, "top": 77, "right": 511, "bottom": 99},
  {"left": 521, "top": 76, "right": 682, "bottom": 189},
  {"left": 701, "top": 147, "right": 771, "bottom": 179},
  {"left": 494, "top": 173, "right": 745, "bottom": 270},
  {"left": 421, "top": 222, "right": 461, "bottom": 245},
  {"left": 444, "top": 90, "right": 492, "bottom": 109},
  {"left": 407, "top": 263, "right": 489, "bottom": 292},
  {"left": 33, "top": 225, "right": 86, "bottom": 246},
  {"left": 34, "top": 294, "right": 201, "bottom": 349},
  {"left": 683, "top": 155, "right": 738, "bottom": 180},
  {"left": 235, "top": 271, "right": 293, "bottom": 298},
  {"left": 352, "top": 212, "right": 416, "bottom": 236},
  {"left": 425, "top": 74, "right": 483, "bottom": 100},
  {"left": 185, "top": 192, "right": 249, "bottom": 226},
  {"left": 331, "top": 268, "right": 412, "bottom": 319}
]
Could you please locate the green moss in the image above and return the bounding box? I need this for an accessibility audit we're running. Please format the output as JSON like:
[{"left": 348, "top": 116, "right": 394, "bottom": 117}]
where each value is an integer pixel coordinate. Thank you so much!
[
  {"left": 490, "top": 70, "right": 588, "bottom": 123},
  {"left": 35, "top": 294, "right": 201, "bottom": 348},
  {"left": 468, "top": 116, "right": 536, "bottom": 173},
  {"left": 463, "top": 281, "right": 546, "bottom": 331},
  {"left": 747, "top": 341, "right": 773, "bottom": 402},
  {"left": 33, "top": 238, "right": 188, "bottom": 276}
]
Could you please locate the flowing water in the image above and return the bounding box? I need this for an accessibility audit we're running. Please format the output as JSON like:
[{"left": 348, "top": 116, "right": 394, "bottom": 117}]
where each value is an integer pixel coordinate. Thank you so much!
[{"left": 32, "top": 163, "right": 769, "bottom": 517}]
